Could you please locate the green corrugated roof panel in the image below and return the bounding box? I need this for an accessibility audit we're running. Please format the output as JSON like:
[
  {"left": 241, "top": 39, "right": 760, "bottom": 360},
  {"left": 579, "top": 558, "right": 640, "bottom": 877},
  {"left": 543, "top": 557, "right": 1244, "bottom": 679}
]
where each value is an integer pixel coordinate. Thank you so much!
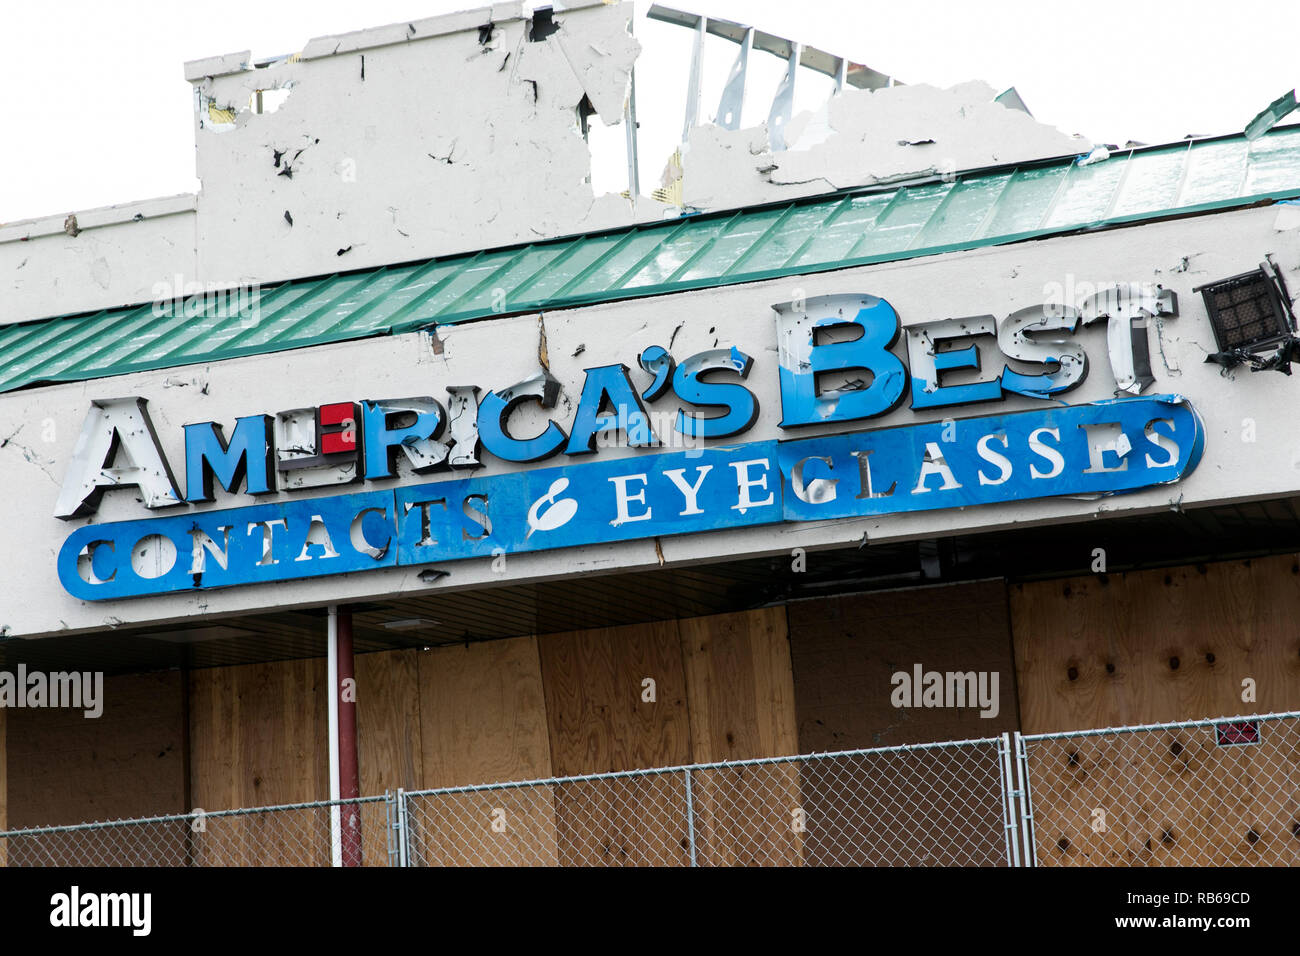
[{"left": 5, "top": 126, "right": 1300, "bottom": 395}]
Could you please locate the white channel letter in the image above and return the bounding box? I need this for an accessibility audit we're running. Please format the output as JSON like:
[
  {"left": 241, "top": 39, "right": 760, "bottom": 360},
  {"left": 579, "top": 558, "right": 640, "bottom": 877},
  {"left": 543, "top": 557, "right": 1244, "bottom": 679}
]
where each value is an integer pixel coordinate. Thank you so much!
[
  {"left": 1028, "top": 427, "right": 1065, "bottom": 479},
  {"left": 663, "top": 466, "right": 713, "bottom": 516},
  {"left": 1144, "top": 418, "right": 1180, "bottom": 469},
  {"left": 254, "top": 518, "right": 289, "bottom": 566},
  {"left": 609, "top": 474, "right": 652, "bottom": 526},
  {"left": 190, "top": 527, "right": 232, "bottom": 573},
  {"left": 791, "top": 456, "right": 838, "bottom": 505},
  {"left": 976, "top": 433, "right": 1013, "bottom": 486},
  {"left": 730, "top": 459, "right": 775, "bottom": 514},
  {"left": 294, "top": 515, "right": 340, "bottom": 562},
  {"left": 912, "top": 442, "right": 962, "bottom": 494}
]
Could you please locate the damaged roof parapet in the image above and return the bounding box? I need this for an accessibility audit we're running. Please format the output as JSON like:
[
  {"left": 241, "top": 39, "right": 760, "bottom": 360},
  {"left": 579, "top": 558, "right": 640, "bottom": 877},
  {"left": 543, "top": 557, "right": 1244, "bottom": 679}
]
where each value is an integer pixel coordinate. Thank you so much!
[
  {"left": 0, "top": 1, "right": 1267, "bottom": 328},
  {"left": 183, "top": 1, "right": 648, "bottom": 296},
  {"left": 183, "top": 5, "right": 530, "bottom": 79},
  {"left": 300, "top": 4, "right": 529, "bottom": 59},
  {"left": 680, "top": 79, "right": 1091, "bottom": 212},
  {"left": 647, "top": 4, "right": 1086, "bottom": 211},
  {"left": 0, "top": 194, "right": 195, "bottom": 244},
  {"left": 0, "top": 192, "right": 200, "bottom": 327},
  {"left": 649, "top": 4, "right": 895, "bottom": 94},
  {"left": 180, "top": 0, "right": 1084, "bottom": 295}
]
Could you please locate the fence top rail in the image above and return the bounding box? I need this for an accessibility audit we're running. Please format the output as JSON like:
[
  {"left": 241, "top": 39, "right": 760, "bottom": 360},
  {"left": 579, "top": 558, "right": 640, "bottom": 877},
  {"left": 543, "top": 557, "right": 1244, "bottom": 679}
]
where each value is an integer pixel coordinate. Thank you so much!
[
  {"left": 401, "top": 735, "right": 1006, "bottom": 800},
  {"left": 1018, "top": 710, "right": 1300, "bottom": 743},
  {"left": 0, "top": 793, "right": 389, "bottom": 840}
]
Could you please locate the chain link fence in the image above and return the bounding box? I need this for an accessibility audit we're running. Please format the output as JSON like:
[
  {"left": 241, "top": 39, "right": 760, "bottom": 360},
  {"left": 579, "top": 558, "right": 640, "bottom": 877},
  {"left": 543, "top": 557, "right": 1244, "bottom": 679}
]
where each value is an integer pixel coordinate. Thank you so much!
[
  {"left": 1018, "top": 711, "right": 1300, "bottom": 867},
  {"left": 0, "top": 797, "right": 390, "bottom": 867},
  {"left": 2, "top": 712, "right": 1297, "bottom": 866},
  {"left": 400, "top": 736, "right": 1014, "bottom": 867},
  {"left": 0, "top": 737, "right": 1013, "bottom": 867}
]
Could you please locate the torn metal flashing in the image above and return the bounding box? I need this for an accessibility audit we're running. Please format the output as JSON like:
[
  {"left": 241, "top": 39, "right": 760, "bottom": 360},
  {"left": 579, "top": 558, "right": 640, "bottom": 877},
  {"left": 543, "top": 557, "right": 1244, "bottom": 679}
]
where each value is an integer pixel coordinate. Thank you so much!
[{"left": 647, "top": 5, "right": 893, "bottom": 91}]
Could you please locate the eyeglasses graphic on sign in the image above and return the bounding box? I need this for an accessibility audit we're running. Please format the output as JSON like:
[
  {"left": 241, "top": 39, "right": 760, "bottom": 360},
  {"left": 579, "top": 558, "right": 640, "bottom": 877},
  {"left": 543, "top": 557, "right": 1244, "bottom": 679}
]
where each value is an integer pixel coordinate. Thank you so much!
[{"left": 526, "top": 477, "right": 579, "bottom": 539}]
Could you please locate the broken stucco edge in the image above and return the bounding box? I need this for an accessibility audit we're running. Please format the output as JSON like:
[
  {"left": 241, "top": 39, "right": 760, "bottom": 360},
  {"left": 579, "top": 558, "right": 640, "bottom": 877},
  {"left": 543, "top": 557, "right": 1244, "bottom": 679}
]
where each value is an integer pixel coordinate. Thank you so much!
[
  {"left": 183, "top": 3, "right": 530, "bottom": 76},
  {"left": 299, "top": 3, "right": 526, "bottom": 60},
  {"left": 183, "top": 51, "right": 253, "bottom": 82},
  {"left": 0, "top": 194, "right": 197, "bottom": 244}
]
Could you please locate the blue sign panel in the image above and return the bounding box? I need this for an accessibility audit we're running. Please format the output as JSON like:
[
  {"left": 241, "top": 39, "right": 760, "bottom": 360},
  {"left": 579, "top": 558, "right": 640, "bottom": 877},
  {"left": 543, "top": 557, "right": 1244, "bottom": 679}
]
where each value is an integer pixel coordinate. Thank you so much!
[
  {"left": 394, "top": 442, "right": 784, "bottom": 565},
  {"left": 778, "top": 394, "right": 1204, "bottom": 522},
  {"left": 57, "top": 490, "right": 399, "bottom": 602},
  {"left": 56, "top": 396, "right": 1203, "bottom": 600}
]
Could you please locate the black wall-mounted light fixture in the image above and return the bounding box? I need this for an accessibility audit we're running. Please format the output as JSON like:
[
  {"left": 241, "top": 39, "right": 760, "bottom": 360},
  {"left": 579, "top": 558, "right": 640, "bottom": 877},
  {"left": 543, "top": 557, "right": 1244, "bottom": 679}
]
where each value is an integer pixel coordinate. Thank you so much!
[{"left": 1195, "top": 257, "right": 1298, "bottom": 372}]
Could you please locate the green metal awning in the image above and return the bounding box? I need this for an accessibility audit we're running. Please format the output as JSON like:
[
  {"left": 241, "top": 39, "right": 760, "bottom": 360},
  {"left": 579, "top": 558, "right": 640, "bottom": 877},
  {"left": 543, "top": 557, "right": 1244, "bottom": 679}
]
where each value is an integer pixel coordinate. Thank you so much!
[{"left": 4, "top": 126, "right": 1300, "bottom": 395}]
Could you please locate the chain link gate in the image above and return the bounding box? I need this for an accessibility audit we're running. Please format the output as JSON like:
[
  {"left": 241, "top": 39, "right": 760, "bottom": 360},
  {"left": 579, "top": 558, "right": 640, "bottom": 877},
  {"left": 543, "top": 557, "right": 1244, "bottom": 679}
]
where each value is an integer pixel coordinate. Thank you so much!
[{"left": 1014, "top": 711, "right": 1300, "bottom": 867}]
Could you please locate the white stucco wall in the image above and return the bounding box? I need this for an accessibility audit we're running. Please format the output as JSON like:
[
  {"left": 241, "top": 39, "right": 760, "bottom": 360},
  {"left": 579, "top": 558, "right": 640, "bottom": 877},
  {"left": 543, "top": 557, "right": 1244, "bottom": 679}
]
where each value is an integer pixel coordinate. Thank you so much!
[
  {"left": 2, "top": 202, "right": 1297, "bottom": 638},
  {"left": 190, "top": 1, "right": 654, "bottom": 294},
  {"left": 0, "top": 196, "right": 197, "bottom": 325}
]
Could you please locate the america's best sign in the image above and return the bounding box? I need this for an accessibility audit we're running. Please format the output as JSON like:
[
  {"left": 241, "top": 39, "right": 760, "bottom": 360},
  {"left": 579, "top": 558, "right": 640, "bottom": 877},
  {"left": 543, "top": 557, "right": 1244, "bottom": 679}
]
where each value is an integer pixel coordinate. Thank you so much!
[{"left": 53, "top": 288, "right": 1202, "bottom": 600}]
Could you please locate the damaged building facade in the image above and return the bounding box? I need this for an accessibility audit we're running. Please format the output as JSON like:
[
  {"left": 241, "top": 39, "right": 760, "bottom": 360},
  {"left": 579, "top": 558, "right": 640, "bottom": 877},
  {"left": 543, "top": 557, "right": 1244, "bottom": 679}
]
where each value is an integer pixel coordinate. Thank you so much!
[{"left": 2, "top": 1, "right": 1300, "bottom": 867}]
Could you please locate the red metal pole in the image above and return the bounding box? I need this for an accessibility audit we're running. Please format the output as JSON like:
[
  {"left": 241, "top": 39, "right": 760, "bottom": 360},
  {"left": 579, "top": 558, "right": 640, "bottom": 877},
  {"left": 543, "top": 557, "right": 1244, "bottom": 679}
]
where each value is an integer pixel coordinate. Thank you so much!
[{"left": 337, "top": 605, "right": 362, "bottom": 867}]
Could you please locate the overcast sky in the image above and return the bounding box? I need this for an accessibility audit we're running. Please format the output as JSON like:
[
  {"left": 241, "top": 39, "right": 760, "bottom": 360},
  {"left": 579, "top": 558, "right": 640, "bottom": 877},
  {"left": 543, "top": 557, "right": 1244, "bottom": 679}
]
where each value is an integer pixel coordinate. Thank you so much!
[{"left": 1, "top": 0, "right": 1296, "bottom": 222}]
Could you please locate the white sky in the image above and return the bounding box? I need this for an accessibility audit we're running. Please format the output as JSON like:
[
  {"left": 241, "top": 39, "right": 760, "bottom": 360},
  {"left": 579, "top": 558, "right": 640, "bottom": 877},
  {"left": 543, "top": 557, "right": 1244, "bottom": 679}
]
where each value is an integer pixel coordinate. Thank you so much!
[{"left": 0, "top": 0, "right": 1296, "bottom": 223}]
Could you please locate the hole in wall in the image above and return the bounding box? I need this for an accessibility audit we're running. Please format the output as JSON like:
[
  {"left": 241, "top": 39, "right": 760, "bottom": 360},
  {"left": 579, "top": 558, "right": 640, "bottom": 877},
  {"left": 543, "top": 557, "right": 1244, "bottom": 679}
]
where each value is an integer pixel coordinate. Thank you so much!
[
  {"left": 529, "top": 7, "right": 559, "bottom": 42},
  {"left": 253, "top": 88, "right": 292, "bottom": 114}
]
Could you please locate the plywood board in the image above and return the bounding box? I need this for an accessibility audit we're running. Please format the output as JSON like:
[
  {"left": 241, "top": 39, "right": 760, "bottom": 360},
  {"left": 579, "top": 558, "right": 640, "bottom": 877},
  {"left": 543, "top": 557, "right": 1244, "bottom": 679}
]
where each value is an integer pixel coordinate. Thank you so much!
[
  {"left": 413, "top": 636, "right": 557, "bottom": 866},
  {"left": 679, "top": 607, "right": 800, "bottom": 761},
  {"left": 357, "top": 649, "right": 423, "bottom": 793},
  {"left": 789, "top": 580, "right": 1020, "bottom": 750},
  {"left": 541, "top": 620, "right": 693, "bottom": 775},
  {"left": 355, "top": 648, "right": 423, "bottom": 867},
  {"left": 6, "top": 671, "right": 187, "bottom": 826},
  {"left": 786, "top": 581, "right": 1018, "bottom": 866},
  {"left": 679, "top": 607, "right": 803, "bottom": 866},
  {"left": 539, "top": 620, "right": 692, "bottom": 866},
  {"left": 1024, "top": 720, "right": 1300, "bottom": 867},
  {"left": 2, "top": 672, "right": 188, "bottom": 866},
  {"left": 188, "top": 659, "right": 330, "bottom": 866},
  {"left": 1012, "top": 555, "right": 1300, "bottom": 866},
  {"left": 1011, "top": 557, "right": 1300, "bottom": 733}
]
